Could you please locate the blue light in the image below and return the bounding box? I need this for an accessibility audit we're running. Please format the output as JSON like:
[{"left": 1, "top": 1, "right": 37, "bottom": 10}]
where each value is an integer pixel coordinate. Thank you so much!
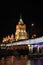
[
  {"left": 39, "top": 42, "right": 43, "bottom": 47},
  {"left": 33, "top": 44, "right": 38, "bottom": 47},
  {"left": 39, "top": 44, "right": 43, "bottom": 47},
  {"left": 33, "top": 42, "right": 43, "bottom": 48}
]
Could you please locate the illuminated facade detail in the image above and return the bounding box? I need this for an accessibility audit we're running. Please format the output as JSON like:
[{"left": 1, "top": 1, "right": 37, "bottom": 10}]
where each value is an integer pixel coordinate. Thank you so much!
[
  {"left": 9, "top": 33, "right": 15, "bottom": 42},
  {"left": 15, "top": 15, "right": 28, "bottom": 41},
  {"left": 2, "top": 36, "right": 8, "bottom": 43},
  {"left": 2, "top": 34, "right": 15, "bottom": 43},
  {"left": 7, "top": 35, "right": 11, "bottom": 42},
  {"left": 2, "top": 15, "right": 28, "bottom": 43},
  {"left": 32, "top": 34, "right": 36, "bottom": 39}
]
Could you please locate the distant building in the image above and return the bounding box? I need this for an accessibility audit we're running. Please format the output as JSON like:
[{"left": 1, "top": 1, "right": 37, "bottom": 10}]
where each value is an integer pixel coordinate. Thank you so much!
[
  {"left": 15, "top": 15, "right": 28, "bottom": 41},
  {"left": 2, "top": 15, "right": 28, "bottom": 43}
]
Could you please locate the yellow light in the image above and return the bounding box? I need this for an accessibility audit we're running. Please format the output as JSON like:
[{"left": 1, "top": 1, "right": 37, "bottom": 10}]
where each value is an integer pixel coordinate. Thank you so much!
[
  {"left": 11, "top": 34, "right": 14, "bottom": 38},
  {"left": 28, "top": 45, "right": 30, "bottom": 47}
]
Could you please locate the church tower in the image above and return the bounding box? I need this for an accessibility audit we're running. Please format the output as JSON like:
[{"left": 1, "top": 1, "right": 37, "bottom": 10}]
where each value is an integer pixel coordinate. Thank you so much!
[{"left": 15, "top": 14, "right": 28, "bottom": 41}]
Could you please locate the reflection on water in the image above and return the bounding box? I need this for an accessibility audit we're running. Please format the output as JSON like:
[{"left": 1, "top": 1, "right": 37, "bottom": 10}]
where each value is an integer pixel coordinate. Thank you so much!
[
  {"left": 0, "top": 55, "right": 28, "bottom": 65},
  {"left": 0, "top": 55, "right": 43, "bottom": 65}
]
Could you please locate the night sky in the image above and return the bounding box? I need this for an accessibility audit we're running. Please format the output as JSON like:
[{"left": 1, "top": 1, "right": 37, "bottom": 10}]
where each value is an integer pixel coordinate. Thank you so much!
[{"left": 0, "top": 2, "right": 43, "bottom": 41}]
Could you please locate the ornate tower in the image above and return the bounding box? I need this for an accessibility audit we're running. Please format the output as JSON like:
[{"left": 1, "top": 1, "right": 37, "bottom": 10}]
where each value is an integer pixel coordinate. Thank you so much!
[{"left": 15, "top": 15, "right": 28, "bottom": 41}]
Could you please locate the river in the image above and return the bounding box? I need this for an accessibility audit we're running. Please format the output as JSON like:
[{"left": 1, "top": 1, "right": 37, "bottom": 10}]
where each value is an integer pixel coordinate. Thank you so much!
[{"left": 0, "top": 55, "right": 43, "bottom": 65}]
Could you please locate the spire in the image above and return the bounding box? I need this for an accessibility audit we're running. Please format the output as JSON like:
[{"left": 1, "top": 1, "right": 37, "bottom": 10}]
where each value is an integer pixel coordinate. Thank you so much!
[
  {"left": 19, "top": 13, "right": 23, "bottom": 22},
  {"left": 20, "top": 13, "right": 22, "bottom": 19}
]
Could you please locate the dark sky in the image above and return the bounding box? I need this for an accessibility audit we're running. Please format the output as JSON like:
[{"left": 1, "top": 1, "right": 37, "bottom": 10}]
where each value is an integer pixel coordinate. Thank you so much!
[{"left": 0, "top": 2, "right": 43, "bottom": 41}]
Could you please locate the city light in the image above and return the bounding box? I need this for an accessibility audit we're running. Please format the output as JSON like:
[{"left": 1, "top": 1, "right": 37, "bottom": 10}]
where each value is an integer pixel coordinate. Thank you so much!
[
  {"left": 2, "top": 15, "right": 28, "bottom": 43},
  {"left": 32, "top": 34, "right": 36, "bottom": 38},
  {"left": 2, "top": 34, "right": 15, "bottom": 43},
  {"left": 31, "top": 23, "right": 34, "bottom": 27}
]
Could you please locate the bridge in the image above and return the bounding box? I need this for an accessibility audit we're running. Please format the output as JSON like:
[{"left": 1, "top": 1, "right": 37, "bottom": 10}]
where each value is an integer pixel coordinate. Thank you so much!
[
  {"left": 0, "top": 36, "right": 43, "bottom": 57},
  {"left": 1, "top": 36, "right": 43, "bottom": 47}
]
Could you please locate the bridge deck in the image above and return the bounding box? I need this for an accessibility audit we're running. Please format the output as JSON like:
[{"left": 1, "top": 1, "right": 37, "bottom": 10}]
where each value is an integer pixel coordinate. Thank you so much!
[{"left": 0, "top": 37, "right": 43, "bottom": 46}]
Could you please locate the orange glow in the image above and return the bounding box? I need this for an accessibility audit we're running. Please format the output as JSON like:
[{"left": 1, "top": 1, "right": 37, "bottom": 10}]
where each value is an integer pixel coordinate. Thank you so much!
[
  {"left": 11, "top": 33, "right": 14, "bottom": 38},
  {"left": 2, "top": 15, "right": 28, "bottom": 42},
  {"left": 23, "top": 24, "right": 26, "bottom": 29},
  {"left": 32, "top": 34, "right": 36, "bottom": 38},
  {"left": 18, "top": 21, "right": 24, "bottom": 25},
  {"left": 10, "top": 33, "right": 14, "bottom": 42},
  {"left": 2, "top": 36, "right": 8, "bottom": 43},
  {"left": 16, "top": 25, "right": 20, "bottom": 29},
  {"left": 2, "top": 34, "right": 15, "bottom": 43},
  {"left": 8, "top": 35, "right": 10, "bottom": 40}
]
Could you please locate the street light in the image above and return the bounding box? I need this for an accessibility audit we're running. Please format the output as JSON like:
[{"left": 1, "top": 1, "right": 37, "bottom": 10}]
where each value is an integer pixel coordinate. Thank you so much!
[{"left": 31, "top": 23, "right": 34, "bottom": 27}]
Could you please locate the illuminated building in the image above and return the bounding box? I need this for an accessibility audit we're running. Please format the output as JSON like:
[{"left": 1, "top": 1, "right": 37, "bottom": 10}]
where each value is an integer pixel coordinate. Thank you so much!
[
  {"left": 9, "top": 33, "right": 15, "bottom": 43},
  {"left": 1, "top": 15, "right": 43, "bottom": 56},
  {"left": 2, "top": 15, "right": 28, "bottom": 43},
  {"left": 32, "top": 34, "right": 36, "bottom": 39},
  {"left": 2, "top": 34, "right": 14, "bottom": 43},
  {"left": 15, "top": 15, "right": 28, "bottom": 41}
]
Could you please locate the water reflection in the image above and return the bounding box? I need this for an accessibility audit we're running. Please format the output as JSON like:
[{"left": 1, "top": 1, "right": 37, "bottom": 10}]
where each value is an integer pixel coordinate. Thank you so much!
[
  {"left": 0, "top": 55, "right": 43, "bottom": 65},
  {"left": 0, "top": 55, "right": 28, "bottom": 65}
]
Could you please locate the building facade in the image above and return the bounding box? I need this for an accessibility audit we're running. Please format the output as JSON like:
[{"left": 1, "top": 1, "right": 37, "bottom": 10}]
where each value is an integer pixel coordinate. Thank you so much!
[{"left": 15, "top": 15, "right": 28, "bottom": 41}]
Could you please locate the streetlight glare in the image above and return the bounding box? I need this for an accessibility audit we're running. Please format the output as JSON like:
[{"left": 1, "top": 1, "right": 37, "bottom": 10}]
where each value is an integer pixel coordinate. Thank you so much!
[{"left": 31, "top": 23, "right": 34, "bottom": 27}]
